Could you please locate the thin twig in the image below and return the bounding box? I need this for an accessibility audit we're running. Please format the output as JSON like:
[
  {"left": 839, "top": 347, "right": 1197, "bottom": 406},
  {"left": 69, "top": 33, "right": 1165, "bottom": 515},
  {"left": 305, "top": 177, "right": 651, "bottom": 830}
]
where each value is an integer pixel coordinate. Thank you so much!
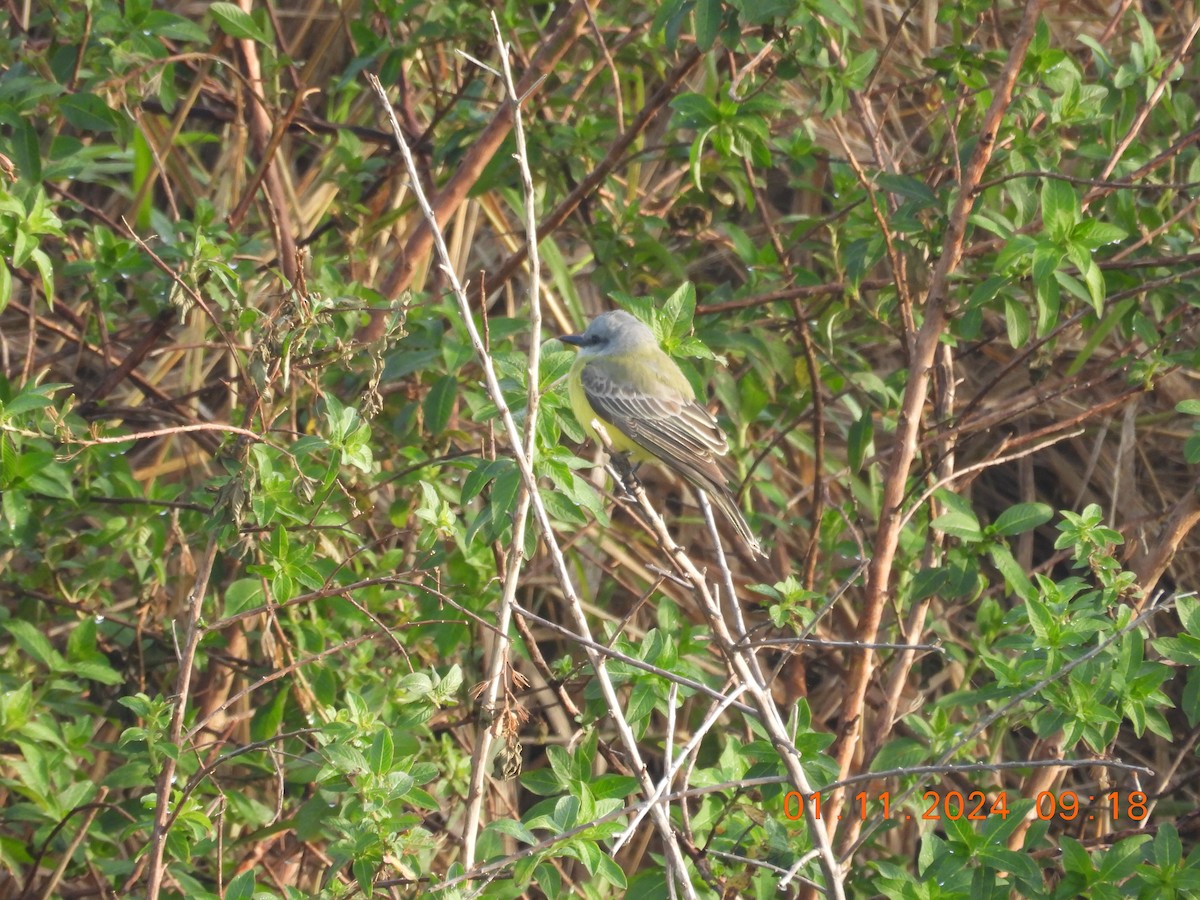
[
  {"left": 595, "top": 428, "right": 846, "bottom": 898},
  {"left": 137, "top": 537, "right": 219, "bottom": 899},
  {"left": 464, "top": 15, "right": 547, "bottom": 869},
  {"left": 365, "top": 70, "right": 699, "bottom": 898}
]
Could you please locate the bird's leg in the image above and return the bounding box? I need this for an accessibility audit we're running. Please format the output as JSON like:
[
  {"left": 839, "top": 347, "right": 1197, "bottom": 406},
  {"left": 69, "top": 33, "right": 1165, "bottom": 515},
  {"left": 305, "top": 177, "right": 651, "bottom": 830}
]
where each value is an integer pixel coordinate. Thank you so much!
[{"left": 609, "top": 452, "right": 642, "bottom": 499}]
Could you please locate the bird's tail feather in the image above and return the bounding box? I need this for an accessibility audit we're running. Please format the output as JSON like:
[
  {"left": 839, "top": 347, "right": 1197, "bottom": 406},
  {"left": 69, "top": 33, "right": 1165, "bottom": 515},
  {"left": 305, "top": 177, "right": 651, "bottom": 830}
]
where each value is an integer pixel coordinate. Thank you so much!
[
  {"left": 698, "top": 480, "right": 765, "bottom": 559},
  {"left": 630, "top": 433, "right": 765, "bottom": 558}
]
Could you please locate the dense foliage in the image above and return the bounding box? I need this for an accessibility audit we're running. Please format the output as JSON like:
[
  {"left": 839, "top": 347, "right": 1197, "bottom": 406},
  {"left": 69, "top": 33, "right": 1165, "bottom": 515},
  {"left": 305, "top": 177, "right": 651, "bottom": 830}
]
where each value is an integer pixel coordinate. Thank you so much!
[{"left": 2, "top": 0, "right": 1199, "bottom": 897}]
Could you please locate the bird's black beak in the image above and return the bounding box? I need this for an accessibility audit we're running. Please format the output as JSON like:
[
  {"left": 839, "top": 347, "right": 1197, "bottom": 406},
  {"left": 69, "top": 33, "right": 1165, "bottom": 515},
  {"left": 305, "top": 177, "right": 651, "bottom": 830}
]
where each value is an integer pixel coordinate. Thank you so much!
[{"left": 560, "top": 333, "right": 587, "bottom": 347}]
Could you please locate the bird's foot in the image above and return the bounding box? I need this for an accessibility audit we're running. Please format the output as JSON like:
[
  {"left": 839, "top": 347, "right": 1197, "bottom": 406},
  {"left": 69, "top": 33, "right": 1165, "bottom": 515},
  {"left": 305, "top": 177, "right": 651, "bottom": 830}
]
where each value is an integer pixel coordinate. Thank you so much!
[{"left": 610, "top": 453, "right": 642, "bottom": 500}]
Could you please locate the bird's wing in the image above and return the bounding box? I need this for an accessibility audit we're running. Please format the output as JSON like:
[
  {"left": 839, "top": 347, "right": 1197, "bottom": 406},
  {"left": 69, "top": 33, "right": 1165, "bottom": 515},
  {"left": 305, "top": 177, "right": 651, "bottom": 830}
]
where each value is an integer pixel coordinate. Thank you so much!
[{"left": 580, "top": 357, "right": 729, "bottom": 463}]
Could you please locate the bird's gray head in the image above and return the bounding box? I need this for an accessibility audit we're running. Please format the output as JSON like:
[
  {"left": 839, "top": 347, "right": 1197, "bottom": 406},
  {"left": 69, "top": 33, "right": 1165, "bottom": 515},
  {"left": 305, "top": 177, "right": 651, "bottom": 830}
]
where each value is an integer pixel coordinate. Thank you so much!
[{"left": 560, "top": 310, "right": 658, "bottom": 357}]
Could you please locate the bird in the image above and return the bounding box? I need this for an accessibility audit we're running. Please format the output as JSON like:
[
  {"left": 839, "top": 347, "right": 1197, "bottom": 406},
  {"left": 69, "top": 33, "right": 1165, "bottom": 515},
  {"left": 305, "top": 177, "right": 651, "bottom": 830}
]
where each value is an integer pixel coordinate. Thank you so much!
[{"left": 560, "top": 309, "right": 764, "bottom": 558}]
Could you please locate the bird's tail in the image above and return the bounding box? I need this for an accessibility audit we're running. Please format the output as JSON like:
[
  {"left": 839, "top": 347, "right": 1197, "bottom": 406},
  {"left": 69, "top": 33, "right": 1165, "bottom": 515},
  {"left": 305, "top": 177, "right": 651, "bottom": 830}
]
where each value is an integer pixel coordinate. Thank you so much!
[{"left": 700, "top": 480, "right": 765, "bottom": 559}]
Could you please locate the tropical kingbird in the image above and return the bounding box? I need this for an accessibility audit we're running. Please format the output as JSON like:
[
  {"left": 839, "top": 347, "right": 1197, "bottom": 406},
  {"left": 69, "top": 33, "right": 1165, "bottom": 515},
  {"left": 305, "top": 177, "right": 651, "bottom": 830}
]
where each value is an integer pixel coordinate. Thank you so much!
[{"left": 561, "top": 310, "right": 764, "bottom": 558}]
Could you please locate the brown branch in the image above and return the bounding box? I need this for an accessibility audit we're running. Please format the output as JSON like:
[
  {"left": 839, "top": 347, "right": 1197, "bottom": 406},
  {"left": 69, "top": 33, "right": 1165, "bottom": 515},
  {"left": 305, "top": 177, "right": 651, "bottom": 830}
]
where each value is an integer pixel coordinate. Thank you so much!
[
  {"left": 829, "top": 0, "right": 1047, "bottom": 848},
  {"left": 371, "top": 0, "right": 597, "bottom": 314},
  {"left": 135, "top": 537, "right": 219, "bottom": 900},
  {"left": 83, "top": 309, "right": 176, "bottom": 403},
  {"left": 229, "top": 0, "right": 298, "bottom": 284},
  {"left": 698, "top": 279, "right": 891, "bottom": 314},
  {"left": 1129, "top": 482, "right": 1200, "bottom": 606}
]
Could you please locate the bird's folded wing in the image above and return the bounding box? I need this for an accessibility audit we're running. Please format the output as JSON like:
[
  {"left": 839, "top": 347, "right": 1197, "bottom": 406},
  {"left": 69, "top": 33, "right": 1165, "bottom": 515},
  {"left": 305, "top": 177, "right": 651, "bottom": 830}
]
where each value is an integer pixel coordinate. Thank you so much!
[{"left": 580, "top": 360, "right": 730, "bottom": 463}]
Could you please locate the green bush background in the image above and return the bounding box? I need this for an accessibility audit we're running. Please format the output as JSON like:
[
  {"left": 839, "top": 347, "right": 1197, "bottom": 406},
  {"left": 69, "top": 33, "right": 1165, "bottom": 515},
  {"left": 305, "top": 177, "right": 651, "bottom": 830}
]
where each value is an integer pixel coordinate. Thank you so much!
[{"left": 2, "top": 1, "right": 1199, "bottom": 897}]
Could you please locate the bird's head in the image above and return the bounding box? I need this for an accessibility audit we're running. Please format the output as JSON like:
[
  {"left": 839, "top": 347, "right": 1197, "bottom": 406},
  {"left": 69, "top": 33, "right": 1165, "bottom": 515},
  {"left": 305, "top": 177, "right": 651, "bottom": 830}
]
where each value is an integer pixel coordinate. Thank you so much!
[{"left": 560, "top": 310, "right": 658, "bottom": 358}]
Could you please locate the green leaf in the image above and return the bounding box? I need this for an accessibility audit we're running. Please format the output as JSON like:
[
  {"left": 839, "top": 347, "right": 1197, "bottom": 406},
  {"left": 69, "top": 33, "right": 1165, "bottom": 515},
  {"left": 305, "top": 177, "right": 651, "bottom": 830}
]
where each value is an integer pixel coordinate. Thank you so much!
[
  {"left": 485, "top": 817, "right": 538, "bottom": 844},
  {"left": 1154, "top": 634, "right": 1200, "bottom": 666},
  {"left": 1097, "top": 834, "right": 1151, "bottom": 880},
  {"left": 991, "top": 503, "right": 1053, "bottom": 536},
  {"left": 1059, "top": 836, "right": 1095, "bottom": 876},
  {"left": 223, "top": 579, "right": 266, "bottom": 618},
  {"left": 0, "top": 255, "right": 11, "bottom": 313},
  {"left": 842, "top": 48, "right": 878, "bottom": 91},
  {"left": 661, "top": 282, "right": 696, "bottom": 341},
  {"left": 59, "top": 93, "right": 122, "bottom": 133},
  {"left": 224, "top": 870, "right": 256, "bottom": 900},
  {"left": 4, "top": 620, "right": 65, "bottom": 670},
  {"left": 931, "top": 509, "right": 983, "bottom": 541},
  {"left": 1178, "top": 595, "right": 1200, "bottom": 634},
  {"left": 694, "top": 0, "right": 722, "bottom": 50},
  {"left": 911, "top": 566, "right": 950, "bottom": 602},
  {"left": 73, "top": 660, "right": 124, "bottom": 685},
  {"left": 1065, "top": 241, "right": 1105, "bottom": 314},
  {"left": 1185, "top": 433, "right": 1200, "bottom": 465},
  {"left": 541, "top": 487, "right": 588, "bottom": 526},
  {"left": 1, "top": 383, "right": 69, "bottom": 419},
  {"left": 869, "top": 738, "right": 929, "bottom": 771},
  {"left": 730, "top": 0, "right": 801, "bottom": 25},
  {"left": 489, "top": 466, "right": 521, "bottom": 521},
  {"left": 520, "top": 767, "right": 563, "bottom": 796},
  {"left": 877, "top": 173, "right": 938, "bottom": 206},
  {"left": 989, "top": 544, "right": 1035, "bottom": 602},
  {"left": 1034, "top": 272, "right": 1061, "bottom": 339},
  {"left": 670, "top": 93, "right": 719, "bottom": 128},
  {"left": 367, "top": 728, "right": 394, "bottom": 776},
  {"left": 1073, "top": 219, "right": 1126, "bottom": 249},
  {"left": 1041, "top": 178, "right": 1078, "bottom": 241},
  {"left": 209, "top": 2, "right": 271, "bottom": 43},
  {"left": 847, "top": 409, "right": 873, "bottom": 472},
  {"left": 1024, "top": 595, "right": 1056, "bottom": 645},
  {"left": 651, "top": 0, "right": 689, "bottom": 46},
  {"left": 0, "top": 682, "right": 34, "bottom": 734},
  {"left": 462, "top": 458, "right": 513, "bottom": 504},
  {"left": 424, "top": 374, "right": 457, "bottom": 436},
  {"left": 1003, "top": 295, "right": 1030, "bottom": 347}
]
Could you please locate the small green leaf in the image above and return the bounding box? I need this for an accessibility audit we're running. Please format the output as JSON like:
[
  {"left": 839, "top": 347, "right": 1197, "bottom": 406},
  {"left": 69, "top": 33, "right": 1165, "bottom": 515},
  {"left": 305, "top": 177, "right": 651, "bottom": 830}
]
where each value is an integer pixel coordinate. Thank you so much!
[
  {"left": 424, "top": 374, "right": 457, "bottom": 436},
  {"left": 670, "top": 93, "right": 719, "bottom": 128},
  {"left": 142, "top": 10, "right": 212, "bottom": 42},
  {"left": 931, "top": 509, "right": 983, "bottom": 541},
  {"left": 209, "top": 2, "right": 271, "bottom": 43},
  {"left": 1059, "top": 836, "right": 1095, "bottom": 876},
  {"left": 1097, "top": 834, "right": 1151, "bottom": 880},
  {"left": 0, "top": 682, "right": 34, "bottom": 733},
  {"left": 485, "top": 817, "right": 538, "bottom": 844},
  {"left": 224, "top": 870, "right": 256, "bottom": 900},
  {"left": 1185, "top": 433, "right": 1200, "bottom": 465},
  {"left": 1041, "top": 178, "right": 1078, "bottom": 241},
  {"left": 991, "top": 502, "right": 1053, "bottom": 536},
  {"left": 877, "top": 173, "right": 938, "bottom": 206},
  {"left": 694, "top": 0, "right": 722, "bottom": 50},
  {"left": 4, "top": 620, "right": 65, "bottom": 670},
  {"left": 989, "top": 544, "right": 1035, "bottom": 602},
  {"left": 489, "top": 466, "right": 521, "bottom": 520},
  {"left": 1003, "top": 295, "right": 1030, "bottom": 347},
  {"left": 74, "top": 661, "right": 124, "bottom": 685},
  {"left": 911, "top": 566, "right": 950, "bottom": 602},
  {"left": 59, "top": 93, "right": 122, "bottom": 133},
  {"left": 367, "top": 728, "right": 394, "bottom": 776},
  {"left": 462, "top": 458, "right": 513, "bottom": 504},
  {"left": 223, "top": 579, "right": 266, "bottom": 618},
  {"left": 847, "top": 409, "right": 873, "bottom": 472},
  {"left": 0, "top": 257, "right": 10, "bottom": 314}
]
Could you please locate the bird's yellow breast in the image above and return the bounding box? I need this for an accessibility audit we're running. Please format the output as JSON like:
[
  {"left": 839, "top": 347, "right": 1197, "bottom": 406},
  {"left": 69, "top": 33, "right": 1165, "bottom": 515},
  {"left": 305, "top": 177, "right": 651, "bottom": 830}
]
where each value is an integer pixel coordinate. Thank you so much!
[{"left": 568, "top": 355, "right": 645, "bottom": 458}]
